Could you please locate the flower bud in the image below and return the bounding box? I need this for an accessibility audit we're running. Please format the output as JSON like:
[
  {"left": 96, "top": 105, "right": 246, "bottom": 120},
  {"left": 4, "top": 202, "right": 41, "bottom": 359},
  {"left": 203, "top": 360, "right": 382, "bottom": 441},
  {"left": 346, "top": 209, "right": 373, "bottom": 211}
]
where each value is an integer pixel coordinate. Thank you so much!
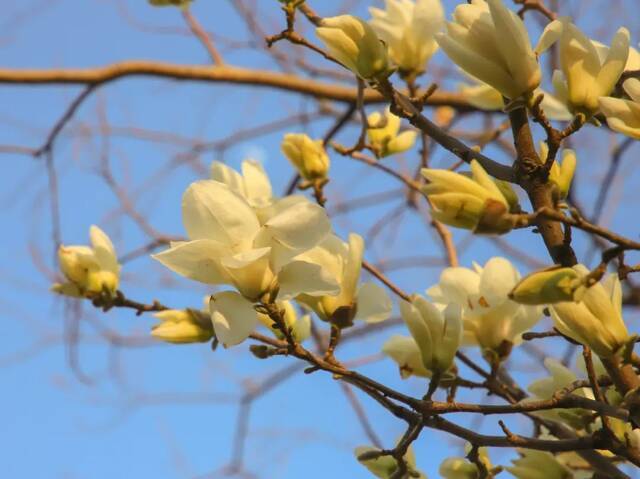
[
  {"left": 281, "top": 133, "right": 330, "bottom": 181},
  {"left": 54, "top": 225, "right": 120, "bottom": 298},
  {"left": 421, "top": 160, "right": 515, "bottom": 234},
  {"left": 507, "top": 449, "right": 572, "bottom": 479},
  {"left": 509, "top": 266, "right": 582, "bottom": 305},
  {"left": 151, "top": 309, "right": 214, "bottom": 344},
  {"left": 399, "top": 294, "right": 461, "bottom": 375},
  {"left": 316, "top": 15, "right": 391, "bottom": 80},
  {"left": 367, "top": 109, "right": 417, "bottom": 158}
]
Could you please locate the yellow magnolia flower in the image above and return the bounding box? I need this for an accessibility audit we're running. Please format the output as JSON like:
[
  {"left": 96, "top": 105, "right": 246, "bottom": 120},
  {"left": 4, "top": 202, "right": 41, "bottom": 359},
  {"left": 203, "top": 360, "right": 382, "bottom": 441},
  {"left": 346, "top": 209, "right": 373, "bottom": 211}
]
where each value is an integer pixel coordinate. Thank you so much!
[
  {"left": 509, "top": 265, "right": 581, "bottom": 304},
  {"left": 435, "top": 0, "right": 540, "bottom": 100},
  {"left": 151, "top": 309, "right": 214, "bottom": 344},
  {"left": 316, "top": 15, "right": 391, "bottom": 80},
  {"left": 368, "top": 0, "right": 444, "bottom": 75},
  {"left": 534, "top": 142, "right": 577, "bottom": 199},
  {"left": 367, "top": 108, "right": 417, "bottom": 157},
  {"left": 536, "top": 18, "right": 630, "bottom": 115},
  {"left": 52, "top": 225, "right": 120, "bottom": 298},
  {"left": 281, "top": 133, "right": 330, "bottom": 181},
  {"left": 421, "top": 160, "right": 516, "bottom": 234},
  {"left": 599, "top": 78, "right": 640, "bottom": 140}
]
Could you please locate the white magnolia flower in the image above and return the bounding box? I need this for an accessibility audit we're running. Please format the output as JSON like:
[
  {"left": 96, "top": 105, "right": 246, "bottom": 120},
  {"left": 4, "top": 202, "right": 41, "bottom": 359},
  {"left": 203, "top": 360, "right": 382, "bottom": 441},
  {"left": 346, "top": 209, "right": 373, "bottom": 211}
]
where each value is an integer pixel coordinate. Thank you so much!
[
  {"left": 599, "top": 78, "right": 640, "bottom": 139},
  {"left": 400, "top": 294, "right": 462, "bottom": 375},
  {"left": 294, "top": 233, "right": 392, "bottom": 327},
  {"left": 536, "top": 18, "right": 630, "bottom": 115},
  {"left": 507, "top": 448, "right": 573, "bottom": 479},
  {"left": 52, "top": 225, "right": 120, "bottom": 297},
  {"left": 367, "top": 108, "right": 417, "bottom": 157},
  {"left": 382, "top": 335, "right": 431, "bottom": 378},
  {"left": 524, "top": 358, "right": 599, "bottom": 429},
  {"left": 316, "top": 15, "right": 390, "bottom": 80},
  {"left": 368, "top": 0, "right": 444, "bottom": 75},
  {"left": 151, "top": 308, "right": 214, "bottom": 344},
  {"left": 153, "top": 171, "right": 339, "bottom": 303},
  {"left": 421, "top": 160, "right": 516, "bottom": 234},
  {"left": 428, "top": 257, "right": 542, "bottom": 360},
  {"left": 281, "top": 133, "right": 330, "bottom": 181},
  {"left": 435, "top": 0, "right": 541, "bottom": 100}
]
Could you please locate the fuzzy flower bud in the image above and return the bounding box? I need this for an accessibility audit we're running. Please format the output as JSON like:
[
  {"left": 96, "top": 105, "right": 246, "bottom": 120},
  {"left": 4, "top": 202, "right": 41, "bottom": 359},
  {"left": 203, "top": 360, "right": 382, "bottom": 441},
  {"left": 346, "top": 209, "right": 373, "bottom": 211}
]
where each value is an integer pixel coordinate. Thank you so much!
[
  {"left": 316, "top": 15, "right": 391, "bottom": 80},
  {"left": 151, "top": 309, "right": 214, "bottom": 344},
  {"left": 421, "top": 160, "right": 515, "bottom": 234},
  {"left": 281, "top": 133, "right": 330, "bottom": 181}
]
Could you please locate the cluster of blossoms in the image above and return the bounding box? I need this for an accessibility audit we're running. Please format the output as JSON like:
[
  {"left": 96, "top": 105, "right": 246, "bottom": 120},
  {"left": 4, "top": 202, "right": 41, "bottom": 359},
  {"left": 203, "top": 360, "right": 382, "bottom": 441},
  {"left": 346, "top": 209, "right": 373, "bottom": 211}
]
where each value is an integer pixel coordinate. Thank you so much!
[{"left": 61, "top": 0, "right": 640, "bottom": 477}]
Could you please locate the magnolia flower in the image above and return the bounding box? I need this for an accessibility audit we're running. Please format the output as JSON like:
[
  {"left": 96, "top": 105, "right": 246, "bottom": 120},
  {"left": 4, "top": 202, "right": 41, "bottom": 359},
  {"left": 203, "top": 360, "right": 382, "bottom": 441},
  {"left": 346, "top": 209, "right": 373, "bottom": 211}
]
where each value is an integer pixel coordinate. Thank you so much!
[
  {"left": 507, "top": 449, "right": 573, "bottom": 479},
  {"left": 458, "top": 75, "right": 572, "bottom": 120},
  {"left": 382, "top": 335, "right": 430, "bottom": 378},
  {"left": 511, "top": 265, "right": 629, "bottom": 357},
  {"left": 151, "top": 309, "right": 214, "bottom": 344},
  {"left": 355, "top": 443, "right": 425, "bottom": 479},
  {"left": 52, "top": 225, "right": 120, "bottom": 298},
  {"left": 439, "top": 446, "right": 491, "bottom": 479},
  {"left": 210, "top": 159, "right": 273, "bottom": 209},
  {"left": 257, "top": 299, "right": 311, "bottom": 343},
  {"left": 435, "top": 0, "right": 540, "bottom": 100},
  {"left": 535, "top": 142, "right": 577, "bottom": 200},
  {"left": 316, "top": 15, "right": 390, "bottom": 80},
  {"left": 367, "top": 108, "right": 417, "bottom": 157},
  {"left": 428, "top": 257, "right": 542, "bottom": 361},
  {"left": 368, "top": 0, "right": 444, "bottom": 75},
  {"left": 536, "top": 18, "right": 630, "bottom": 115},
  {"left": 599, "top": 78, "right": 640, "bottom": 139},
  {"left": 421, "top": 160, "right": 517, "bottom": 234},
  {"left": 525, "top": 358, "right": 594, "bottom": 428},
  {"left": 281, "top": 133, "right": 330, "bottom": 181},
  {"left": 400, "top": 295, "right": 462, "bottom": 376},
  {"left": 294, "top": 234, "right": 392, "bottom": 328}
]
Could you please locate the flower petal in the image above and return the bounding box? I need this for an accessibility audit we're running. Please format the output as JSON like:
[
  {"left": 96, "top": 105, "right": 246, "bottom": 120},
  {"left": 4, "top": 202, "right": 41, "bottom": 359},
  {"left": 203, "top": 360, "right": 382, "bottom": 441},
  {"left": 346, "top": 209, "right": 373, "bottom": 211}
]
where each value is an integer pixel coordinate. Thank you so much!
[
  {"left": 182, "top": 180, "right": 260, "bottom": 246},
  {"left": 209, "top": 291, "right": 258, "bottom": 347},
  {"left": 354, "top": 282, "right": 392, "bottom": 323},
  {"left": 152, "top": 239, "right": 230, "bottom": 284},
  {"left": 277, "top": 259, "right": 341, "bottom": 299}
]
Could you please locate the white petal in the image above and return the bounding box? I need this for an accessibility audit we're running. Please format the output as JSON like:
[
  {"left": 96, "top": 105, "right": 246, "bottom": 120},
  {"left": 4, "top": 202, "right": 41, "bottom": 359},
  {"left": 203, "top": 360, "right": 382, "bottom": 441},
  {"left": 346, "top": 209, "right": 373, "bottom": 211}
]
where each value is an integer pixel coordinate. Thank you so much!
[
  {"left": 152, "top": 239, "right": 230, "bottom": 284},
  {"left": 220, "top": 247, "right": 274, "bottom": 300},
  {"left": 277, "top": 260, "right": 340, "bottom": 299},
  {"left": 354, "top": 282, "right": 392, "bottom": 323},
  {"left": 263, "top": 200, "right": 331, "bottom": 250},
  {"left": 242, "top": 160, "right": 272, "bottom": 207},
  {"left": 209, "top": 291, "right": 258, "bottom": 347},
  {"left": 182, "top": 180, "right": 260, "bottom": 246},
  {"left": 89, "top": 225, "right": 119, "bottom": 274},
  {"left": 210, "top": 161, "right": 245, "bottom": 198},
  {"left": 479, "top": 257, "right": 520, "bottom": 307},
  {"left": 438, "top": 266, "right": 481, "bottom": 306}
]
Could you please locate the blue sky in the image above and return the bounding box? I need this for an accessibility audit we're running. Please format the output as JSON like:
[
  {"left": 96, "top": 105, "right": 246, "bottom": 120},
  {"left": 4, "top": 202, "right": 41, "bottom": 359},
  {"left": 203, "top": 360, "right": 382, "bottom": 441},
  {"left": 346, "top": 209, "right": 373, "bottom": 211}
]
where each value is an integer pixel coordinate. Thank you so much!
[{"left": 1, "top": 1, "right": 639, "bottom": 478}]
